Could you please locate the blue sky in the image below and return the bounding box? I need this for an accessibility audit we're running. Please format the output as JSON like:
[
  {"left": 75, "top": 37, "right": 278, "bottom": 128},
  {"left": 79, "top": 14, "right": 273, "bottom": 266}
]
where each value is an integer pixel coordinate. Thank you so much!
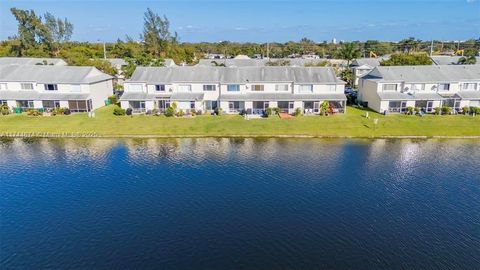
[{"left": 0, "top": 0, "right": 479, "bottom": 42}]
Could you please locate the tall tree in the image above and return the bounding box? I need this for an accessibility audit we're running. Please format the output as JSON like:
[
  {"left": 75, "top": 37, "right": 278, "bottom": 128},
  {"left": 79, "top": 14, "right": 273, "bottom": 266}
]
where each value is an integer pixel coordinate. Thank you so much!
[
  {"left": 141, "top": 8, "right": 172, "bottom": 57},
  {"left": 43, "top": 12, "right": 73, "bottom": 56},
  {"left": 10, "top": 8, "right": 43, "bottom": 56},
  {"left": 337, "top": 42, "right": 360, "bottom": 67}
]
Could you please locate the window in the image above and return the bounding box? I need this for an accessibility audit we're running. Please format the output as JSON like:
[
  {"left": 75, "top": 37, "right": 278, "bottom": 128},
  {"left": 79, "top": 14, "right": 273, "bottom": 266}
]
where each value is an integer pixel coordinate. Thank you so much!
[
  {"left": 299, "top": 85, "right": 313, "bottom": 93},
  {"left": 205, "top": 100, "right": 218, "bottom": 110},
  {"left": 327, "top": 85, "right": 336, "bottom": 92},
  {"left": 228, "top": 101, "right": 244, "bottom": 111},
  {"left": 21, "top": 83, "right": 34, "bottom": 90},
  {"left": 382, "top": 84, "right": 397, "bottom": 91},
  {"left": 227, "top": 85, "right": 240, "bottom": 92},
  {"left": 42, "top": 100, "right": 60, "bottom": 109},
  {"left": 129, "top": 101, "right": 145, "bottom": 109},
  {"left": 411, "top": 83, "right": 425, "bottom": 91},
  {"left": 190, "top": 101, "right": 195, "bottom": 109},
  {"left": 251, "top": 85, "right": 264, "bottom": 91},
  {"left": 275, "top": 84, "right": 289, "bottom": 92},
  {"left": 128, "top": 84, "right": 143, "bottom": 91},
  {"left": 178, "top": 85, "right": 192, "bottom": 92},
  {"left": 17, "top": 100, "right": 34, "bottom": 108},
  {"left": 438, "top": 83, "right": 450, "bottom": 91},
  {"left": 0, "top": 100, "right": 7, "bottom": 105},
  {"left": 463, "top": 83, "right": 478, "bottom": 91},
  {"left": 44, "top": 84, "right": 58, "bottom": 91},
  {"left": 155, "top": 84, "right": 166, "bottom": 91},
  {"left": 203, "top": 85, "right": 216, "bottom": 91},
  {"left": 0, "top": 83, "right": 7, "bottom": 90}
]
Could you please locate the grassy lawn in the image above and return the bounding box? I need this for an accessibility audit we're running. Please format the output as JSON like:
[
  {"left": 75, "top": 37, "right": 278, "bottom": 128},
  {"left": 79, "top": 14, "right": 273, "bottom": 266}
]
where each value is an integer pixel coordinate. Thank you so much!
[{"left": 0, "top": 105, "right": 479, "bottom": 137}]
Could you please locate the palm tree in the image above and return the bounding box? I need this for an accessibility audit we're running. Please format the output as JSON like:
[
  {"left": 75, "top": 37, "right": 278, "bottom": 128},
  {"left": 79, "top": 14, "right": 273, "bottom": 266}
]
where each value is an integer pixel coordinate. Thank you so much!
[
  {"left": 457, "top": 56, "right": 477, "bottom": 65},
  {"left": 320, "top": 101, "right": 330, "bottom": 116},
  {"left": 338, "top": 43, "right": 360, "bottom": 67}
]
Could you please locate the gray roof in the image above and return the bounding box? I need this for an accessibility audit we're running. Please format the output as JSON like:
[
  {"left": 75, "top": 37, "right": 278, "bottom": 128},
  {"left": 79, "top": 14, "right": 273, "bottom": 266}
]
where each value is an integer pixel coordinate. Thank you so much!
[
  {"left": 128, "top": 66, "right": 344, "bottom": 84},
  {"left": 0, "top": 91, "right": 89, "bottom": 100},
  {"left": 0, "top": 65, "right": 113, "bottom": 84},
  {"left": 351, "top": 57, "right": 388, "bottom": 68},
  {"left": 0, "top": 57, "right": 67, "bottom": 66},
  {"left": 106, "top": 58, "right": 127, "bottom": 67},
  {"left": 197, "top": 58, "right": 346, "bottom": 67},
  {"left": 377, "top": 92, "right": 444, "bottom": 101},
  {"left": 171, "top": 92, "right": 204, "bottom": 101},
  {"left": 456, "top": 91, "right": 480, "bottom": 100},
  {"left": 364, "top": 65, "right": 480, "bottom": 83},
  {"left": 430, "top": 56, "right": 480, "bottom": 66},
  {"left": 220, "top": 93, "right": 346, "bottom": 101}
]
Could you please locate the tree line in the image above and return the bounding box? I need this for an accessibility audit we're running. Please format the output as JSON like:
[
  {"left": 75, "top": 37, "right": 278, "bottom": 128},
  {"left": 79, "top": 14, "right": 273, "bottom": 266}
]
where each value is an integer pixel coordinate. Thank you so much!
[{"left": 1, "top": 7, "right": 479, "bottom": 79}]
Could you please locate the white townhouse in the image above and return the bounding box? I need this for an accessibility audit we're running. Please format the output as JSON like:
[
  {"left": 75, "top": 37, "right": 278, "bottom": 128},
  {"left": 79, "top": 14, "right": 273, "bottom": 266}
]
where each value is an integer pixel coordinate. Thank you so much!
[
  {"left": 0, "top": 65, "right": 113, "bottom": 112},
  {"left": 219, "top": 67, "right": 346, "bottom": 114},
  {"left": 350, "top": 57, "right": 388, "bottom": 87},
  {"left": 0, "top": 57, "right": 67, "bottom": 66},
  {"left": 120, "top": 66, "right": 347, "bottom": 115},
  {"left": 358, "top": 65, "right": 480, "bottom": 113}
]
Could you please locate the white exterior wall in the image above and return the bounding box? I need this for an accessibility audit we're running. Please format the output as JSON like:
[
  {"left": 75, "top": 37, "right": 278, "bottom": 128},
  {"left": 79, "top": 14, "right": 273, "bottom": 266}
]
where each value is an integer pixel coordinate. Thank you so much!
[{"left": 89, "top": 80, "right": 113, "bottom": 110}]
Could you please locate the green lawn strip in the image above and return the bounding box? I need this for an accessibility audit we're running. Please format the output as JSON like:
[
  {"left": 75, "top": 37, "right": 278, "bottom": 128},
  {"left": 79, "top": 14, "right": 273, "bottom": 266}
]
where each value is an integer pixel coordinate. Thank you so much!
[{"left": 0, "top": 105, "right": 479, "bottom": 137}]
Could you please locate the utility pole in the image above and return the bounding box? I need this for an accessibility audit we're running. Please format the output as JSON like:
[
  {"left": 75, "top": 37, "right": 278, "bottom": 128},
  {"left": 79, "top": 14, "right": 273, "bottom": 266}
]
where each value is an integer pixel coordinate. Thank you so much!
[
  {"left": 430, "top": 40, "right": 434, "bottom": 56},
  {"left": 266, "top": 42, "right": 270, "bottom": 59}
]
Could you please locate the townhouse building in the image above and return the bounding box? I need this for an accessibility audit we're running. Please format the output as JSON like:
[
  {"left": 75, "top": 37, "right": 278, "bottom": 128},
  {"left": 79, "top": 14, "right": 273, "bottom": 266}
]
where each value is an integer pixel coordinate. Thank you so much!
[
  {"left": 358, "top": 65, "right": 480, "bottom": 113},
  {"left": 120, "top": 66, "right": 347, "bottom": 115},
  {"left": 0, "top": 65, "right": 113, "bottom": 112}
]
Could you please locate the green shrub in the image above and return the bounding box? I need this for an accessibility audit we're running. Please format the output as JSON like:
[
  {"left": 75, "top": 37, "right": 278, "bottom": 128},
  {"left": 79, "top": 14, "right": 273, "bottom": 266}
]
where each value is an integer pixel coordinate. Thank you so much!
[
  {"left": 215, "top": 107, "right": 223, "bottom": 115},
  {"left": 0, "top": 104, "right": 9, "bottom": 115},
  {"left": 470, "top": 106, "right": 480, "bottom": 115},
  {"left": 265, "top": 107, "right": 272, "bottom": 117},
  {"left": 164, "top": 106, "right": 175, "bottom": 117},
  {"left": 442, "top": 106, "right": 452, "bottom": 115},
  {"left": 433, "top": 107, "right": 441, "bottom": 115},
  {"left": 320, "top": 101, "right": 330, "bottom": 116},
  {"left": 177, "top": 109, "right": 185, "bottom": 117},
  {"left": 414, "top": 107, "right": 420, "bottom": 114},
  {"left": 108, "top": 95, "right": 118, "bottom": 105},
  {"left": 462, "top": 106, "right": 470, "bottom": 115},
  {"left": 273, "top": 107, "right": 280, "bottom": 115},
  {"left": 113, "top": 106, "right": 126, "bottom": 116},
  {"left": 190, "top": 108, "right": 196, "bottom": 116},
  {"left": 27, "top": 109, "right": 42, "bottom": 116},
  {"left": 294, "top": 107, "right": 302, "bottom": 117},
  {"left": 406, "top": 106, "right": 414, "bottom": 115}
]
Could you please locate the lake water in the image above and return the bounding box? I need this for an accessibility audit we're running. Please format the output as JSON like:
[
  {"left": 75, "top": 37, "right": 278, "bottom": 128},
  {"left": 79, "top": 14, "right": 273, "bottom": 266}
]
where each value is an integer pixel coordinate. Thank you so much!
[{"left": 0, "top": 138, "right": 479, "bottom": 269}]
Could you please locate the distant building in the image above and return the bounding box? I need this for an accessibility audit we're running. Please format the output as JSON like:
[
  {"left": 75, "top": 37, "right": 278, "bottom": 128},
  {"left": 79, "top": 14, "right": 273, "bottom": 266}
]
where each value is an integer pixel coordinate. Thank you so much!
[
  {"left": 331, "top": 38, "right": 337, "bottom": 45},
  {"left": 358, "top": 65, "right": 480, "bottom": 113},
  {"left": 0, "top": 57, "right": 67, "bottom": 66}
]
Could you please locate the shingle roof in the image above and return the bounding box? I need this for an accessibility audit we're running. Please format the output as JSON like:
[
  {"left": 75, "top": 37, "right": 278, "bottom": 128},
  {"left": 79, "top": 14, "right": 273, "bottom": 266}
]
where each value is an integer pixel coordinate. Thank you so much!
[
  {"left": 128, "top": 66, "right": 345, "bottom": 84},
  {"left": 0, "top": 57, "right": 67, "bottom": 66},
  {"left": 364, "top": 65, "right": 480, "bottom": 83},
  {"left": 197, "top": 58, "right": 346, "bottom": 67},
  {"left": 220, "top": 93, "right": 346, "bottom": 101},
  {"left": 377, "top": 92, "right": 444, "bottom": 100},
  {"left": 456, "top": 91, "right": 480, "bottom": 99},
  {"left": 0, "top": 65, "right": 113, "bottom": 84},
  {"left": 0, "top": 91, "right": 89, "bottom": 100}
]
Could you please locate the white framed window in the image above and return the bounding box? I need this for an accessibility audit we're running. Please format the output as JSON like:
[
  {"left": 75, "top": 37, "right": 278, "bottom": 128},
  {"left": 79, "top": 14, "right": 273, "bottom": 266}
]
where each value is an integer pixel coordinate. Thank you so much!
[
  {"left": 438, "top": 83, "right": 450, "bottom": 91},
  {"left": 227, "top": 85, "right": 240, "bottom": 92},
  {"left": 463, "top": 83, "right": 478, "bottom": 91},
  {"left": 203, "top": 85, "right": 216, "bottom": 91},
  {"left": 190, "top": 101, "right": 195, "bottom": 109},
  {"left": 299, "top": 85, "right": 313, "bottom": 93},
  {"left": 44, "top": 84, "right": 58, "bottom": 91},
  {"left": 21, "top": 83, "right": 34, "bottom": 90},
  {"left": 0, "top": 83, "right": 7, "bottom": 90},
  {"left": 275, "top": 84, "right": 289, "bottom": 92},
  {"left": 178, "top": 84, "right": 192, "bottom": 92},
  {"left": 128, "top": 84, "right": 143, "bottom": 91},
  {"left": 155, "top": 84, "right": 166, "bottom": 91},
  {"left": 382, "top": 84, "right": 397, "bottom": 91},
  {"left": 251, "top": 85, "right": 264, "bottom": 91},
  {"left": 17, "top": 100, "right": 34, "bottom": 108},
  {"left": 0, "top": 100, "right": 7, "bottom": 105},
  {"left": 411, "top": 83, "right": 425, "bottom": 91}
]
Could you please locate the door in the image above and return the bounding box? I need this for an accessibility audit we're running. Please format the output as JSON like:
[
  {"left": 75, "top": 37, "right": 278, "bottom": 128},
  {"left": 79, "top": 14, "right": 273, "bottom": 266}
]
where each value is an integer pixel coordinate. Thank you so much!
[
  {"left": 426, "top": 101, "right": 433, "bottom": 113},
  {"left": 288, "top": 102, "right": 294, "bottom": 114},
  {"left": 400, "top": 101, "right": 407, "bottom": 113}
]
